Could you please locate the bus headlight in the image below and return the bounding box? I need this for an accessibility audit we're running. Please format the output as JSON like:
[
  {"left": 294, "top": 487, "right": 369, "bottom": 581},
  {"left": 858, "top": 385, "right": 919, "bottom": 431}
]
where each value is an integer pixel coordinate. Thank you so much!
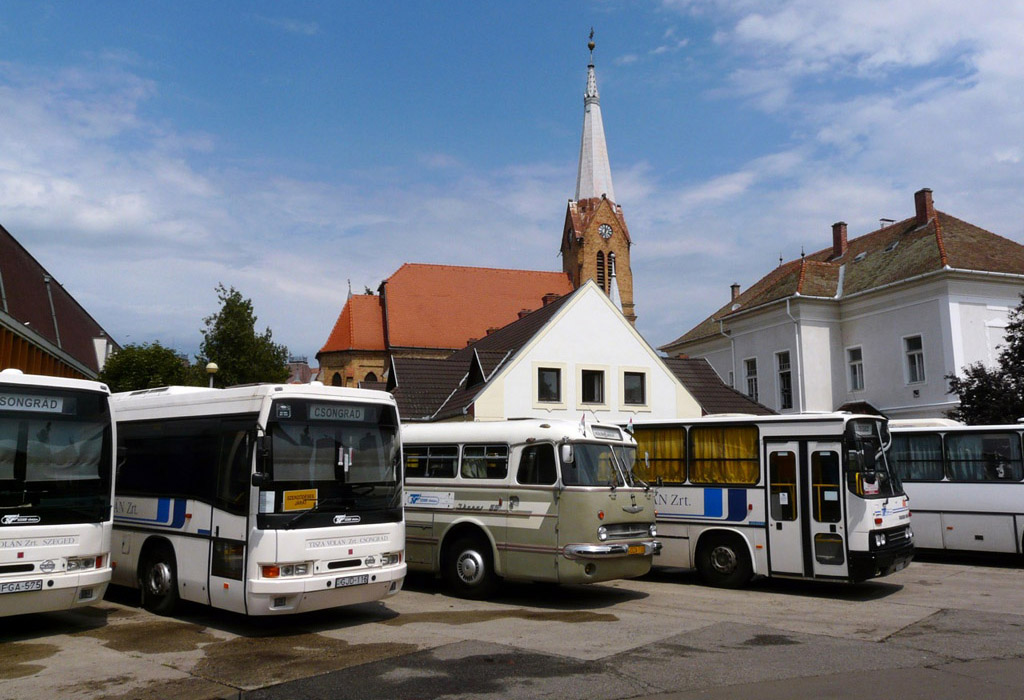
[
  {"left": 597, "top": 526, "right": 608, "bottom": 542},
  {"left": 262, "top": 562, "right": 310, "bottom": 578},
  {"left": 67, "top": 556, "right": 97, "bottom": 572},
  {"left": 380, "top": 552, "right": 402, "bottom": 567},
  {"left": 649, "top": 524, "right": 658, "bottom": 538}
]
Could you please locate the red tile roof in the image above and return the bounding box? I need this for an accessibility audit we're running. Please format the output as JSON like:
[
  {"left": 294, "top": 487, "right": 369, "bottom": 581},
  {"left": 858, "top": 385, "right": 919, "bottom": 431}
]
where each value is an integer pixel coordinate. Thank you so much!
[
  {"left": 381, "top": 263, "right": 573, "bottom": 351},
  {"left": 319, "top": 294, "right": 386, "bottom": 353},
  {"left": 662, "top": 202, "right": 1024, "bottom": 350}
]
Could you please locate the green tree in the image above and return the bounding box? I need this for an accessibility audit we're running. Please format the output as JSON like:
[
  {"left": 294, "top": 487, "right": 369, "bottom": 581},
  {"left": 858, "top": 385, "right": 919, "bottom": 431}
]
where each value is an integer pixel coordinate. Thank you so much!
[
  {"left": 196, "top": 284, "right": 289, "bottom": 388},
  {"left": 98, "top": 342, "right": 193, "bottom": 393},
  {"left": 947, "top": 292, "right": 1024, "bottom": 424}
]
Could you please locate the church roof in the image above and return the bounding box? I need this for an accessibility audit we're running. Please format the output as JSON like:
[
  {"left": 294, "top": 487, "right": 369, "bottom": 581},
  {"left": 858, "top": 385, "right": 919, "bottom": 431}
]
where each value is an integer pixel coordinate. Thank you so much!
[
  {"left": 389, "top": 290, "right": 575, "bottom": 420},
  {"left": 380, "top": 263, "right": 573, "bottom": 351},
  {"left": 318, "top": 294, "right": 385, "bottom": 354},
  {"left": 0, "top": 222, "right": 117, "bottom": 376},
  {"left": 574, "top": 39, "right": 616, "bottom": 203},
  {"left": 661, "top": 189, "right": 1024, "bottom": 350}
]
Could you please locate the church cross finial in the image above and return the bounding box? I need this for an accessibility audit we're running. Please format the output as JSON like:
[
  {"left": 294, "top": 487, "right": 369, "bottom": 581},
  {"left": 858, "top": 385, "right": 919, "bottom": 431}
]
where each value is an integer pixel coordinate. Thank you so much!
[{"left": 588, "top": 28, "right": 595, "bottom": 62}]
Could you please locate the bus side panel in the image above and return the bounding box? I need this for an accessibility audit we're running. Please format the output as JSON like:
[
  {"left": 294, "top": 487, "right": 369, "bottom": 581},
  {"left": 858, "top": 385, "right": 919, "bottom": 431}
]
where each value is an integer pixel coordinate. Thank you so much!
[
  {"left": 940, "top": 513, "right": 1019, "bottom": 553},
  {"left": 653, "top": 522, "right": 693, "bottom": 568},
  {"left": 907, "top": 511, "right": 944, "bottom": 549},
  {"left": 404, "top": 484, "right": 446, "bottom": 569}
]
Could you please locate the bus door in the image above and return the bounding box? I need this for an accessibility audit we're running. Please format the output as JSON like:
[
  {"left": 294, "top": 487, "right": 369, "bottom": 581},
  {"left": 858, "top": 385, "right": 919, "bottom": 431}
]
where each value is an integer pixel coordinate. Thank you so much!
[
  {"left": 505, "top": 443, "right": 559, "bottom": 581},
  {"left": 766, "top": 441, "right": 849, "bottom": 579},
  {"left": 208, "top": 428, "right": 251, "bottom": 614}
]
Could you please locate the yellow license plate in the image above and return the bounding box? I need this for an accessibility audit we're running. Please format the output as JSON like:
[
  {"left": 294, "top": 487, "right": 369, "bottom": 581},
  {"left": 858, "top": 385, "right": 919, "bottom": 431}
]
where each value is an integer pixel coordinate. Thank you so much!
[{"left": 628, "top": 545, "right": 646, "bottom": 555}]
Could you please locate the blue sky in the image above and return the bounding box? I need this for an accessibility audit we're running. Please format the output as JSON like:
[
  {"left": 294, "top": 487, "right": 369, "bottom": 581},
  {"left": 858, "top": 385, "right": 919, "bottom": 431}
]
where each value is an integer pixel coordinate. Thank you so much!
[{"left": 2, "top": 1, "right": 1022, "bottom": 361}]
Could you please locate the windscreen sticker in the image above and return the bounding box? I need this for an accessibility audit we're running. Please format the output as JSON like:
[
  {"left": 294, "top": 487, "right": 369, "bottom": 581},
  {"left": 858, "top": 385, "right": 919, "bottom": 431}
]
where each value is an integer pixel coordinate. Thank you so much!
[{"left": 283, "top": 489, "right": 318, "bottom": 511}]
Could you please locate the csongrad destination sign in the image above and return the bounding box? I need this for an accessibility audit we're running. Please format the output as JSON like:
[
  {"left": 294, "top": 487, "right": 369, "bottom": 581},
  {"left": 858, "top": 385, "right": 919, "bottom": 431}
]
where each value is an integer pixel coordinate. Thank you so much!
[{"left": 0, "top": 393, "right": 63, "bottom": 413}]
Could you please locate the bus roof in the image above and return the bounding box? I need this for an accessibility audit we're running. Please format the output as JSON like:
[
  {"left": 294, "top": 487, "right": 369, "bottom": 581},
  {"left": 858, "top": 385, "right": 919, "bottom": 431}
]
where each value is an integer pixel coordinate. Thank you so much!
[
  {"left": 627, "top": 412, "right": 881, "bottom": 428},
  {"left": 401, "top": 418, "right": 632, "bottom": 445},
  {"left": 111, "top": 382, "right": 397, "bottom": 420},
  {"left": 0, "top": 368, "right": 110, "bottom": 395}
]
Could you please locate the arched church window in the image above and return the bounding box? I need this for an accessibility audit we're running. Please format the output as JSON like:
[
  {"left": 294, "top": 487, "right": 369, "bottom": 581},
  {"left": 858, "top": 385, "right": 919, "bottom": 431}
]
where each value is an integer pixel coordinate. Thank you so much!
[
  {"left": 331, "top": 372, "right": 342, "bottom": 387},
  {"left": 364, "top": 372, "right": 378, "bottom": 383},
  {"left": 596, "top": 252, "right": 606, "bottom": 292}
]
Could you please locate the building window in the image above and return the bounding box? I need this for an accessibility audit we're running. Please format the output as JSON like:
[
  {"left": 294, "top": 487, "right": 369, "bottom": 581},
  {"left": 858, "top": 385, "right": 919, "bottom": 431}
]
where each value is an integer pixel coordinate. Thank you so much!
[
  {"left": 624, "top": 371, "right": 646, "bottom": 405},
  {"left": 364, "top": 371, "right": 378, "bottom": 383},
  {"left": 905, "top": 336, "right": 925, "bottom": 383},
  {"left": 581, "top": 369, "right": 604, "bottom": 404},
  {"left": 847, "top": 347, "right": 864, "bottom": 391},
  {"left": 744, "top": 358, "right": 758, "bottom": 402},
  {"left": 331, "top": 372, "right": 342, "bottom": 387},
  {"left": 776, "top": 351, "right": 793, "bottom": 410},
  {"left": 596, "top": 252, "right": 606, "bottom": 292},
  {"left": 537, "top": 367, "right": 561, "bottom": 402}
]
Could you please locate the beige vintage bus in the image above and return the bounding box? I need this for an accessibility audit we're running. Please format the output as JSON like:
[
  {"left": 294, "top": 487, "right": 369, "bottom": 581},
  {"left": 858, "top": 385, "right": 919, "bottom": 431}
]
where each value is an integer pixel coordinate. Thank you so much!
[{"left": 402, "top": 419, "right": 661, "bottom": 597}]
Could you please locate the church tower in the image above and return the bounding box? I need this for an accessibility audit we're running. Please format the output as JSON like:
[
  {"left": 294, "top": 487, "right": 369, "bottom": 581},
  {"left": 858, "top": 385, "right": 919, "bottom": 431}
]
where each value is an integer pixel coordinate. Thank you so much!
[{"left": 561, "top": 32, "right": 636, "bottom": 325}]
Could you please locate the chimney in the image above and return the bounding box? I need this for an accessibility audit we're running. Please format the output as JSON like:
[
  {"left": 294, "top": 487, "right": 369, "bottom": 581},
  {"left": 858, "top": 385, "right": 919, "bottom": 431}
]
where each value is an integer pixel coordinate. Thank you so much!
[
  {"left": 914, "top": 188, "right": 934, "bottom": 225},
  {"left": 486, "top": 327, "right": 500, "bottom": 335},
  {"left": 542, "top": 293, "right": 561, "bottom": 306},
  {"left": 730, "top": 283, "right": 741, "bottom": 301},
  {"left": 517, "top": 309, "right": 532, "bottom": 319},
  {"left": 832, "top": 221, "right": 848, "bottom": 259}
]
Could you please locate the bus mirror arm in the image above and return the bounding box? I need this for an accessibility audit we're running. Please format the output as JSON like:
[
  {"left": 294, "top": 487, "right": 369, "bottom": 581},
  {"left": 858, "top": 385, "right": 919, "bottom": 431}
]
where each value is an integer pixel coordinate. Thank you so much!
[{"left": 251, "top": 471, "right": 269, "bottom": 488}]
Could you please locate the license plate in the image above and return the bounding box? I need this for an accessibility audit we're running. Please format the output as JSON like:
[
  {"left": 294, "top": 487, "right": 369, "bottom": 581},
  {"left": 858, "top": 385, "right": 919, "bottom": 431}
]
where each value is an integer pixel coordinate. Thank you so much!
[
  {"left": 627, "top": 545, "right": 646, "bottom": 556},
  {"left": 0, "top": 579, "right": 42, "bottom": 595},
  {"left": 335, "top": 574, "right": 369, "bottom": 588}
]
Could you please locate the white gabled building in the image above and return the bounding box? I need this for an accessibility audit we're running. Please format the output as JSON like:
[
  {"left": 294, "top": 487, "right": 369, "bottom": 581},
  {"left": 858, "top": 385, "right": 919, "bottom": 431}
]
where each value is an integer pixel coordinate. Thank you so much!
[
  {"left": 660, "top": 188, "right": 1024, "bottom": 419},
  {"left": 389, "top": 281, "right": 703, "bottom": 422}
]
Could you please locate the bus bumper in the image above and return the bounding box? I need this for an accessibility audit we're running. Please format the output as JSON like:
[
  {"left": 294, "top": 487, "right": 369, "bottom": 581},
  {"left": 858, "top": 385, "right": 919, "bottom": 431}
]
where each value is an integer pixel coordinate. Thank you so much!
[
  {"left": 246, "top": 562, "right": 407, "bottom": 615},
  {"left": 0, "top": 567, "right": 111, "bottom": 616},
  {"left": 562, "top": 539, "right": 662, "bottom": 560},
  {"left": 848, "top": 542, "right": 914, "bottom": 581}
]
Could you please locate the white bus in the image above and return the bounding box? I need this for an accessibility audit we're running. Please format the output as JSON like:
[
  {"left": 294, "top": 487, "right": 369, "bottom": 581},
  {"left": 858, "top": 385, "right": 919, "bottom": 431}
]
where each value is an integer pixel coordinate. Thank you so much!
[
  {"left": 402, "top": 419, "right": 660, "bottom": 598},
  {"left": 111, "top": 383, "right": 405, "bottom": 615},
  {"left": 629, "top": 413, "right": 913, "bottom": 587},
  {"left": 889, "top": 419, "right": 1024, "bottom": 555},
  {"left": 0, "top": 369, "right": 114, "bottom": 617}
]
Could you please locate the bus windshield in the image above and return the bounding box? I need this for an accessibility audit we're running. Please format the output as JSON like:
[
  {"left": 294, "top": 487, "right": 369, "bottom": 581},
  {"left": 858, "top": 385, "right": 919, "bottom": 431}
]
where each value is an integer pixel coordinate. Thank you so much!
[
  {"left": 561, "top": 442, "right": 635, "bottom": 487},
  {"left": 0, "top": 387, "right": 112, "bottom": 523},
  {"left": 267, "top": 400, "right": 400, "bottom": 490},
  {"left": 845, "top": 418, "right": 903, "bottom": 498}
]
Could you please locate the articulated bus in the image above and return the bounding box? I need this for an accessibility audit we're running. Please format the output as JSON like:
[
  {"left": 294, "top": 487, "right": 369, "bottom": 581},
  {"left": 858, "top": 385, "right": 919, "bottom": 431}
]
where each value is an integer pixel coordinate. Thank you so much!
[
  {"left": 890, "top": 419, "right": 1024, "bottom": 555},
  {"left": 111, "top": 383, "right": 405, "bottom": 615},
  {"left": 629, "top": 413, "right": 913, "bottom": 587},
  {"left": 402, "top": 419, "right": 661, "bottom": 598},
  {"left": 1, "top": 369, "right": 114, "bottom": 617}
]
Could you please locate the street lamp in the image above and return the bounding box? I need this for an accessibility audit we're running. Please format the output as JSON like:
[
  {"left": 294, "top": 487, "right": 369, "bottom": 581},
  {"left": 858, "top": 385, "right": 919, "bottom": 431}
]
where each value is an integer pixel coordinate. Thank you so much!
[{"left": 206, "top": 362, "right": 218, "bottom": 388}]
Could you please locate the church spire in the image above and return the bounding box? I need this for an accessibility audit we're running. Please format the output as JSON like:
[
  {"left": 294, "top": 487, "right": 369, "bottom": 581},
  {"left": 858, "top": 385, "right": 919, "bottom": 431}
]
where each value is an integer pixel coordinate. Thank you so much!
[{"left": 574, "top": 30, "right": 616, "bottom": 203}]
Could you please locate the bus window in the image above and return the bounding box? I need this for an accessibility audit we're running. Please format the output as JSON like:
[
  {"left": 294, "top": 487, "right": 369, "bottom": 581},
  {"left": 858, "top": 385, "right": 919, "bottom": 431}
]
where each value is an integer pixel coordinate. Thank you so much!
[
  {"left": 461, "top": 445, "right": 509, "bottom": 479},
  {"left": 563, "top": 443, "right": 624, "bottom": 486},
  {"left": 811, "top": 451, "right": 841, "bottom": 523},
  {"left": 518, "top": 444, "right": 557, "bottom": 485},
  {"left": 690, "top": 426, "right": 758, "bottom": 485},
  {"left": 403, "top": 445, "right": 457, "bottom": 479},
  {"left": 769, "top": 451, "right": 797, "bottom": 521},
  {"left": 947, "top": 432, "right": 1023, "bottom": 481},
  {"left": 633, "top": 427, "right": 685, "bottom": 484},
  {"left": 890, "top": 434, "right": 943, "bottom": 481}
]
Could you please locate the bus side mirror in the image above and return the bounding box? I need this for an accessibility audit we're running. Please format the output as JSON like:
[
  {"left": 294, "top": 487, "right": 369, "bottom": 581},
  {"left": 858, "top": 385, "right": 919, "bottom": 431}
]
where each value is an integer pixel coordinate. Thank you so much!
[
  {"left": 251, "top": 472, "right": 268, "bottom": 488},
  {"left": 560, "top": 443, "right": 574, "bottom": 465}
]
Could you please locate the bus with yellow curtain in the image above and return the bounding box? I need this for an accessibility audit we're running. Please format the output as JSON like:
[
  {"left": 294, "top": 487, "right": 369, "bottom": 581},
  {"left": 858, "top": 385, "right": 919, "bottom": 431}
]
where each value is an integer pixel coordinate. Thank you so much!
[{"left": 629, "top": 413, "right": 913, "bottom": 587}]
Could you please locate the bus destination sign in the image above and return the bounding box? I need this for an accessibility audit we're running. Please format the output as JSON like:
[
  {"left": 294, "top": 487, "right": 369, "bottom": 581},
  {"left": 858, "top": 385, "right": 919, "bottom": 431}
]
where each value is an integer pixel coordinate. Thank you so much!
[
  {"left": 309, "top": 404, "right": 371, "bottom": 422},
  {"left": 0, "top": 393, "right": 64, "bottom": 414}
]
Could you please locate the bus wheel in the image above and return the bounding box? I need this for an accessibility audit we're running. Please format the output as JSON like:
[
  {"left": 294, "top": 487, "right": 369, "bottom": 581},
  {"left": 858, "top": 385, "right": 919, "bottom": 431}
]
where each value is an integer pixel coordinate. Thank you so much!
[
  {"left": 139, "top": 544, "right": 179, "bottom": 615},
  {"left": 696, "top": 534, "right": 752, "bottom": 589},
  {"left": 443, "top": 536, "right": 496, "bottom": 599}
]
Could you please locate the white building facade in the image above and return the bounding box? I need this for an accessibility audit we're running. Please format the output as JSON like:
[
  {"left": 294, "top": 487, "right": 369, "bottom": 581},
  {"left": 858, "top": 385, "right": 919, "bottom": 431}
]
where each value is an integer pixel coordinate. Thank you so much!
[{"left": 662, "top": 189, "right": 1024, "bottom": 419}]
